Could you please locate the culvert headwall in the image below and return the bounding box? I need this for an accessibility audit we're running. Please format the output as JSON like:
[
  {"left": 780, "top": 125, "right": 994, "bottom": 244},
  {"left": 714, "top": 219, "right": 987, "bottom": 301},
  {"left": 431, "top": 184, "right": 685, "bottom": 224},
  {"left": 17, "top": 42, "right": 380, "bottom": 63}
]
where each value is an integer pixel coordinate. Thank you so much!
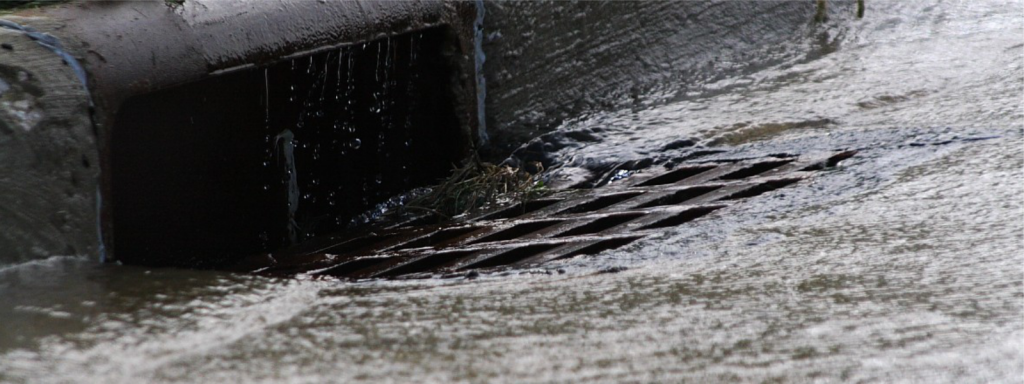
[
  {"left": 0, "top": 0, "right": 480, "bottom": 267},
  {"left": 0, "top": 0, "right": 856, "bottom": 268}
]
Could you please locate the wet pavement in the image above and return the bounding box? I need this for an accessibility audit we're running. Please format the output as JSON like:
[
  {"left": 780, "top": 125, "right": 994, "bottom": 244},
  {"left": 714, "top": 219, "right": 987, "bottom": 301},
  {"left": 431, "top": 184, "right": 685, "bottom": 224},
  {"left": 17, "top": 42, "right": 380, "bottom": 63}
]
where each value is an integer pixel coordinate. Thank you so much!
[{"left": 1, "top": 0, "right": 1022, "bottom": 382}]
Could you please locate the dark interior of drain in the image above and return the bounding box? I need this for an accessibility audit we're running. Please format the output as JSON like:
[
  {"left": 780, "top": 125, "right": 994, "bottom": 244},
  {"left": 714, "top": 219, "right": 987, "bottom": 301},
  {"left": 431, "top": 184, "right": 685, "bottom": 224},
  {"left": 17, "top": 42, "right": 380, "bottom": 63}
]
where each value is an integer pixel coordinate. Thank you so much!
[
  {"left": 110, "top": 28, "right": 463, "bottom": 267},
  {"left": 636, "top": 185, "right": 722, "bottom": 208}
]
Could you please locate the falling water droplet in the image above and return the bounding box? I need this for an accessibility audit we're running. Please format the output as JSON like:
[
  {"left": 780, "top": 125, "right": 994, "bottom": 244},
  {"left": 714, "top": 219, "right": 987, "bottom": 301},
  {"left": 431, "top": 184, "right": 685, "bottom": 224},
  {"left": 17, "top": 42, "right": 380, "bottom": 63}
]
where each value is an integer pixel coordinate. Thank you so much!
[
  {"left": 349, "top": 138, "right": 362, "bottom": 149},
  {"left": 263, "top": 68, "right": 270, "bottom": 130}
]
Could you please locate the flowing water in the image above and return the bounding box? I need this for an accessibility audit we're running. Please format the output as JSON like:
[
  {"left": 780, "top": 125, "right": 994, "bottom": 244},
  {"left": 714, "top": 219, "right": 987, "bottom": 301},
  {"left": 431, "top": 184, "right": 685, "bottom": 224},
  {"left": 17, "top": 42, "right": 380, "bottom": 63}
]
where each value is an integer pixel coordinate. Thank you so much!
[{"left": 1, "top": 1, "right": 1022, "bottom": 382}]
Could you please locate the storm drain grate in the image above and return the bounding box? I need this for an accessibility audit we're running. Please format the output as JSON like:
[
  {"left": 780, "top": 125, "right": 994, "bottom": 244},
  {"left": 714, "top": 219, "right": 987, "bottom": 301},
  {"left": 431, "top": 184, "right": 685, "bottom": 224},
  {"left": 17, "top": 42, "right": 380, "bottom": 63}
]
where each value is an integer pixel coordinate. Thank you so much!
[{"left": 230, "top": 150, "right": 856, "bottom": 279}]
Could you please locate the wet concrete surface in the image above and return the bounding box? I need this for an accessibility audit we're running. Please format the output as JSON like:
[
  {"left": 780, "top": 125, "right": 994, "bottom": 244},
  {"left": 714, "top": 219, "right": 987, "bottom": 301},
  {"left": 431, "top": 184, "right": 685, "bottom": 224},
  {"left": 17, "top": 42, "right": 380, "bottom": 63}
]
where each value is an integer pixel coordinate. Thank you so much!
[
  {"left": 0, "top": 18, "right": 98, "bottom": 265},
  {"left": 479, "top": 0, "right": 848, "bottom": 157},
  {"left": 0, "top": 0, "right": 1022, "bottom": 382}
]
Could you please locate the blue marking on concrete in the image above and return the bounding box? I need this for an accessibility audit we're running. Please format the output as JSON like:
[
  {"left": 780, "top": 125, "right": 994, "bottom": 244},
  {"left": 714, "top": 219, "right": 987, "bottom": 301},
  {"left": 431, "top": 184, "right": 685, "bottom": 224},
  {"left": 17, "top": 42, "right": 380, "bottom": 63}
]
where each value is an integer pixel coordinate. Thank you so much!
[
  {"left": 0, "top": 18, "right": 91, "bottom": 105},
  {"left": 2, "top": 18, "right": 105, "bottom": 261}
]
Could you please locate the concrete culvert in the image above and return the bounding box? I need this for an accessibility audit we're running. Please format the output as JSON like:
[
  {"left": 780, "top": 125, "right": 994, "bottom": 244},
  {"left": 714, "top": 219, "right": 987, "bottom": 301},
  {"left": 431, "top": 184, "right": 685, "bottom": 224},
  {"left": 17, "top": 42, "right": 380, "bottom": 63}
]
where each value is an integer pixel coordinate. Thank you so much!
[
  {"left": 0, "top": 0, "right": 854, "bottom": 268},
  {"left": 0, "top": 0, "right": 481, "bottom": 267}
]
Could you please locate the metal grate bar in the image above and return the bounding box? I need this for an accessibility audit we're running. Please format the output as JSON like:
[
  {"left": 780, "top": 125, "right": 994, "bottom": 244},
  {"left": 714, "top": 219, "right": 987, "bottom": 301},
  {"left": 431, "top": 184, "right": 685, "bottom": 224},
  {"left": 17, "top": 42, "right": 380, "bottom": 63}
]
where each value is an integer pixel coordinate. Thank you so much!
[{"left": 232, "top": 150, "right": 856, "bottom": 279}]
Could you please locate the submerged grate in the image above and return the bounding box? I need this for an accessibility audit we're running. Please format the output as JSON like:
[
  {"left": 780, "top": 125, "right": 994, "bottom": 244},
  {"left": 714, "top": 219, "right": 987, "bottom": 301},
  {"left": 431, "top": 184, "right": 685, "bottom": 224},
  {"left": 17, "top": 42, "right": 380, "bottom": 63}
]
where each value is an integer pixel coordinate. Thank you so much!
[{"left": 230, "top": 151, "right": 856, "bottom": 279}]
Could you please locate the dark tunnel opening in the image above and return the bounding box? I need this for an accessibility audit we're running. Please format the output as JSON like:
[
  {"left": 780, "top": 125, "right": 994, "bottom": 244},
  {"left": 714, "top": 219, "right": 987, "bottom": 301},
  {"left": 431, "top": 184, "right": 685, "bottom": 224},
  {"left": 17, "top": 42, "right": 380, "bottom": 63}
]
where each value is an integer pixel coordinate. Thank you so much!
[{"left": 110, "top": 28, "right": 465, "bottom": 268}]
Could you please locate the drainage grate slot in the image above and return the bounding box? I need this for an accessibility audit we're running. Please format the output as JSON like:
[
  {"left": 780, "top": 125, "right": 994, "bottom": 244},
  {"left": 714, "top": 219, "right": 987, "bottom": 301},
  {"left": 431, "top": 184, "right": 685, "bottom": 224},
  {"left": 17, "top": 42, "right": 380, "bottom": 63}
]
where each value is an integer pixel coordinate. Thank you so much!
[
  {"left": 718, "top": 159, "right": 794, "bottom": 180},
  {"left": 320, "top": 233, "right": 400, "bottom": 255},
  {"left": 376, "top": 250, "right": 479, "bottom": 277},
  {"left": 462, "top": 243, "right": 562, "bottom": 270},
  {"left": 558, "top": 192, "right": 644, "bottom": 215},
  {"left": 237, "top": 150, "right": 854, "bottom": 279},
  {"left": 556, "top": 213, "right": 644, "bottom": 238},
  {"left": 393, "top": 215, "right": 441, "bottom": 229},
  {"left": 640, "top": 206, "right": 725, "bottom": 230},
  {"left": 392, "top": 226, "right": 482, "bottom": 251},
  {"left": 636, "top": 165, "right": 716, "bottom": 186},
  {"left": 316, "top": 256, "right": 396, "bottom": 277},
  {"left": 636, "top": 185, "right": 722, "bottom": 208},
  {"left": 477, "top": 198, "right": 563, "bottom": 221},
  {"left": 722, "top": 178, "right": 802, "bottom": 200},
  {"left": 559, "top": 236, "right": 643, "bottom": 260},
  {"left": 110, "top": 27, "right": 466, "bottom": 267},
  {"left": 469, "top": 220, "right": 563, "bottom": 244}
]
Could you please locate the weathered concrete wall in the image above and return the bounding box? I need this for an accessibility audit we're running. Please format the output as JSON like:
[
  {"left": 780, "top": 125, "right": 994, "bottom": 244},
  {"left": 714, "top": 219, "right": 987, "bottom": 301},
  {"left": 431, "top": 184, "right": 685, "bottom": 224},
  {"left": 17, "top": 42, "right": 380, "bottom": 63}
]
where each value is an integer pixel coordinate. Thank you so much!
[
  {"left": 0, "top": 18, "right": 98, "bottom": 266},
  {"left": 479, "top": 0, "right": 855, "bottom": 157}
]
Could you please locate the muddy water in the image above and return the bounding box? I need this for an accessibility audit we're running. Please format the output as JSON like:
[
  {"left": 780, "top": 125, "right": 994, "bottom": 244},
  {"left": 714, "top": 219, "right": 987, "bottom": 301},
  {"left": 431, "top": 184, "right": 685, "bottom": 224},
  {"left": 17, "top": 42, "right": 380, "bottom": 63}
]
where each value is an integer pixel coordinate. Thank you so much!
[{"left": 1, "top": 0, "right": 1022, "bottom": 382}]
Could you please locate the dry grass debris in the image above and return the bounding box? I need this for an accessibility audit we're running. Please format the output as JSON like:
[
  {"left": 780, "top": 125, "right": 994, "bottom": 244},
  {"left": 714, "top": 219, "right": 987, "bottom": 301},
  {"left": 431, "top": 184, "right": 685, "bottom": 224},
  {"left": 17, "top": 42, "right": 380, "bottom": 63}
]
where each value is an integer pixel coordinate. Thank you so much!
[{"left": 405, "top": 157, "right": 547, "bottom": 221}]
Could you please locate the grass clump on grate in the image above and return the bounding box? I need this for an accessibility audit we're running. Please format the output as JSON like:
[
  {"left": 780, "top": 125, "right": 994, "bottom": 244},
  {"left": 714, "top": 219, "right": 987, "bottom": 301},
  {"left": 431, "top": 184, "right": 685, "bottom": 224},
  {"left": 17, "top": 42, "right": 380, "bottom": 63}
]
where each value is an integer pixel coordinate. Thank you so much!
[{"left": 405, "top": 158, "right": 548, "bottom": 221}]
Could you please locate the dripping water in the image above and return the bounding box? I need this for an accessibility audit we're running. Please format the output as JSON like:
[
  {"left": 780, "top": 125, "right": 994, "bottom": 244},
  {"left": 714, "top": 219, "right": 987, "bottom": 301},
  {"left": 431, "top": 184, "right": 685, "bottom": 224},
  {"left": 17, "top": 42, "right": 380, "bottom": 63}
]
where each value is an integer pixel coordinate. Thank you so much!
[
  {"left": 474, "top": 0, "right": 488, "bottom": 144},
  {"left": 274, "top": 129, "right": 299, "bottom": 244}
]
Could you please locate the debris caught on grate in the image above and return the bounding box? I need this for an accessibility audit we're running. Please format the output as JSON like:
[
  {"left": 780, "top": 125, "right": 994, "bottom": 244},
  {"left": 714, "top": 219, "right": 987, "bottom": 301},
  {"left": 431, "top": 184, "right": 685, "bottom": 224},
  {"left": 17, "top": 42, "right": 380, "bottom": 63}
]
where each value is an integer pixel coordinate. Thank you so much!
[{"left": 229, "top": 150, "right": 857, "bottom": 279}]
